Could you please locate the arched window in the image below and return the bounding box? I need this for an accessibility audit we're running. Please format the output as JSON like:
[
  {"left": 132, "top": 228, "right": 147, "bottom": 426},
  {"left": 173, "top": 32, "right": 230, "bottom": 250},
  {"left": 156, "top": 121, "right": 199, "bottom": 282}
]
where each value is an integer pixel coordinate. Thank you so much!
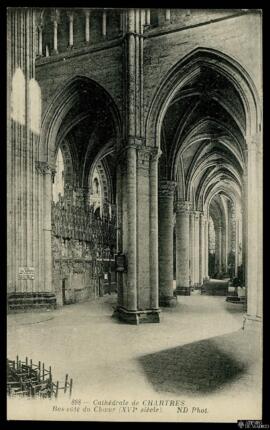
[
  {"left": 53, "top": 147, "right": 65, "bottom": 202},
  {"left": 29, "top": 78, "right": 41, "bottom": 134},
  {"left": 11, "top": 68, "right": 25, "bottom": 125}
]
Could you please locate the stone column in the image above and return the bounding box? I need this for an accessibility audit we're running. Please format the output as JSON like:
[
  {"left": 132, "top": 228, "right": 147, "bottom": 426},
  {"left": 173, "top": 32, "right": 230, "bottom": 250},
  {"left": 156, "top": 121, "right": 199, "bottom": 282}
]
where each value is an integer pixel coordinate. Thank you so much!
[
  {"left": 120, "top": 10, "right": 124, "bottom": 32},
  {"left": 146, "top": 9, "right": 151, "bottom": 25},
  {"left": 36, "top": 162, "right": 55, "bottom": 292},
  {"left": 239, "top": 213, "right": 243, "bottom": 266},
  {"left": 235, "top": 218, "right": 239, "bottom": 276},
  {"left": 38, "top": 25, "right": 43, "bottom": 56},
  {"left": 125, "top": 146, "right": 137, "bottom": 311},
  {"left": 114, "top": 145, "right": 138, "bottom": 323},
  {"left": 256, "top": 141, "right": 263, "bottom": 320},
  {"left": 189, "top": 211, "right": 195, "bottom": 287},
  {"left": 67, "top": 12, "right": 74, "bottom": 48},
  {"left": 149, "top": 149, "right": 160, "bottom": 310},
  {"left": 44, "top": 166, "right": 54, "bottom": 292},
  {"left": 136, "top": 147, "right": 152, "bottom": 310},
  {"left": 175, "top": 201, "right": 191, "bottom": 295},
  {"left": 116, "top": 160, "right": 123, "bottom": 307},
  {"left": 7, "top": 9, "right": 43, "bottom": 297},
  {"left": 222, "top": 222, "right": 228, "bottom": 273},
  {"left": 102, "top": 10, "right": 107, "bottom": 38},
  {"left": 205, "top": 216, "right": 209, "bottom": 279},
  {"left": 52, "top": 10, "right": 59, "bottom": 54},
  {"left": 165, "top": 9, "right": 171, "bottom": 21},
  {"left": 199, "top": 212, "right": 205, "bottom": 285},
  {"left": 244, "top": 135, "right": 262, "bottom": 325},
  {"left": 216, "top": 225, "right": 222, "bottom": 273},
  {"left": 158, "top": 180, "right": 177, "bottom": 306},
  {"left": 193, "top": 211, "right": 200, "bottom": 285},
  {"left": 84, "top": 10, "right": 90, "bottom": 43},
  {"left": 114, "top": 11, "right": 159, "bottom": 324},
  {"left": 227, "top": 202, "right": 232, "bottom": 257},
  {"left": 114, "top": 144, "right": 161, "bottom": 324}
]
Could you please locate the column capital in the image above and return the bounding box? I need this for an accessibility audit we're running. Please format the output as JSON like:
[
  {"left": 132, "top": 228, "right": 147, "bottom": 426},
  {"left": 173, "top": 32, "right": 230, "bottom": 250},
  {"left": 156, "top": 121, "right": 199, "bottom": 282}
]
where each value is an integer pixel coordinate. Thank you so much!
[
  {"left": 137, "top": 146, "right": 152, "bottom": 162},
  {"left": 202, "top": 213, "right": 208, "bottom": 222},
  {"left": 117, "top": 143, "right": 161, "bottom": 167},
  {"left": 175, "top": 200, "right": 191, "bottom": 213},
  {"left": 199, "top": 211, "right": 206, "bottom": 222},
  {"left": 116, "top": 141, "right": 137, "bottom": 161},
  {"left": 149, "top": 147, "right": 162, "bottom": 162},
  {"left": 158, "top": 180, "right": 176, "bottom": 197},
  {"left": 51, "top": 8, "right": 60, "bottom": 23},
  {"left": 138, "top": 146, "right": 162, "bottom": 161},
  {"left": 137, "top": 147, "right": 151, "bottom": 176},
  {"left": 83, "top": 9, "right": 91, "bottom": 17},
  {"left": 250, "top": 133, "right": 261, "bottom": 146},
  {"left": 127, "top": 136, "right": 146, "bottom": 147},
  {"left": 245, "top": 133, "right": 262, "bottom": 153},
  {"left": 193, "top": 210, "right": 201, "bottom": 219},
  {"left": 67, "top": 11, "right": 74, "bottom": 22},
  {"left": 36, "top": 11, "right": 44, "bottom": 28},
  {"left": 35, "top": 161, "right": 56, "bottom": 177}
]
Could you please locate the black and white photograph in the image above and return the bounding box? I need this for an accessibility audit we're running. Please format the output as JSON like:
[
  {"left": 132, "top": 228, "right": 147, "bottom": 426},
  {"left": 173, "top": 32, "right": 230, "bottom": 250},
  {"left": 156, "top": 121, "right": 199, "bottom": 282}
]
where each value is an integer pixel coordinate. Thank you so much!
[{"left": 6, "top": 7, "right": 263, "bottom": 423}]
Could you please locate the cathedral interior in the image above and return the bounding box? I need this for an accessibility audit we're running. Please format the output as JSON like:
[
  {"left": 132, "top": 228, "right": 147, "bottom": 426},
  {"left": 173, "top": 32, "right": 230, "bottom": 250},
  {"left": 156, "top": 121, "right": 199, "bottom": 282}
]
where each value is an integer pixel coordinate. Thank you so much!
[{"left": 7, "top": 8, "right": 263, "bottom": 421}]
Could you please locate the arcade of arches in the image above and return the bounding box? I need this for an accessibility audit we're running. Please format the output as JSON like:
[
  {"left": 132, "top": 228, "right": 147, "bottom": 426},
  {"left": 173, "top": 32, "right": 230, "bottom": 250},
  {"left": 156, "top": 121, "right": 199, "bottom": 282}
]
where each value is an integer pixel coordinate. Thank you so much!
[{"left": 7, "top": 8, "right": 262, "bottom": 329}]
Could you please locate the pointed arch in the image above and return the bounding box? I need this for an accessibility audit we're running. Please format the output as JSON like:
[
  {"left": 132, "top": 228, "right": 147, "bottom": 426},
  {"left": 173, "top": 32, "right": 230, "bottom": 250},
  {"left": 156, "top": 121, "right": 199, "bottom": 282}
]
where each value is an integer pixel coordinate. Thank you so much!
[
  {"left": 39, "top": 75, "right": 122, "bottom": 164},
  {"left": 146, "top": 47, "right": 261, "bottom": 149}
]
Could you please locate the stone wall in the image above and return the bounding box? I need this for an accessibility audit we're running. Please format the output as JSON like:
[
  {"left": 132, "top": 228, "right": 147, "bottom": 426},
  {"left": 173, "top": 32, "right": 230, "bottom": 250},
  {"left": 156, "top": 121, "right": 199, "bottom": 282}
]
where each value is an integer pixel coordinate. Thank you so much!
[
  {"left": 36, "top": 10, "right": 262, "bottom": 149},
  {"left": 35, "top": 42, "right": 123, "bottom": 121},
  {"left": 143, "top": 12, "right": 262, "bottom": 122}
]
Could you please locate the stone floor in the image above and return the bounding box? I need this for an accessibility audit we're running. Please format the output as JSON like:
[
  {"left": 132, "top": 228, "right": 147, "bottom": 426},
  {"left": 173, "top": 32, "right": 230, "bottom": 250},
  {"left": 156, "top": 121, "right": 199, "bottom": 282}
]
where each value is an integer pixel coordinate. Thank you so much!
[{"left": 7, "top": 293, "right": 262, "bottom": 422}]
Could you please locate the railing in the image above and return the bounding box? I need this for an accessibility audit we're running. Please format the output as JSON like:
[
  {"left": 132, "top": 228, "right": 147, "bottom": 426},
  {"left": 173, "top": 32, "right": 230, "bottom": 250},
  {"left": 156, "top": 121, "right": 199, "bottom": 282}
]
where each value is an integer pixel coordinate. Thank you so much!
[
  {"left": 37, "top": 8, "right": 124, "bottom": 59},
  {"left": 7, "top": 356, "right": 73, "bottom": 399}
]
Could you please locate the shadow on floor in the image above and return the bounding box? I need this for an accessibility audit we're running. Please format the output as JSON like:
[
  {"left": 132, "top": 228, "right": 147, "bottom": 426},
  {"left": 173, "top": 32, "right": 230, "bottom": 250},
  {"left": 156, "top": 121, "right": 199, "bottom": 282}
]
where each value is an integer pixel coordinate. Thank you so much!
[
  {"left": 224, "top": 302, "right": 245, "bottom": 315},
  {"left": 138, "top": 335, "right": 247, "bottom": 396}
]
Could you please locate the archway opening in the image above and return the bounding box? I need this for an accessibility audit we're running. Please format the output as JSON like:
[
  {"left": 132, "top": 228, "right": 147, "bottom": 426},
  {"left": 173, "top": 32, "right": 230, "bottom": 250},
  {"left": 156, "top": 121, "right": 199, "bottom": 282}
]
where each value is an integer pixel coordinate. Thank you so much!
[
  {"left": 156, "top": 51, "right": 247, "bottom": 303},
  {"left": 46, "top": 77, "right": 119, "bottom": 305}
]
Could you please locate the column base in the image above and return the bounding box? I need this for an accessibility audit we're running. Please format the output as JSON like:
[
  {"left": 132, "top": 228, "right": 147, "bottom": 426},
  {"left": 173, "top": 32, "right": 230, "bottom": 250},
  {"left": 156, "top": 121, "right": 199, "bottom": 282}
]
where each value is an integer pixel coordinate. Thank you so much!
[
  {"left": 243, "top": 313, "right": 262, "bottom": 330},
  {"left": 192, "top": 283, "right": 201, "bottom": 289},
  {"left": 159, "top": 295, "right": 177, "bottom": 307},
  {"left": 112, "top": 306, "right": 161, "bottom": 325},
  {"left": 175, "top": 286, "right": 191, "bottom": 296}
]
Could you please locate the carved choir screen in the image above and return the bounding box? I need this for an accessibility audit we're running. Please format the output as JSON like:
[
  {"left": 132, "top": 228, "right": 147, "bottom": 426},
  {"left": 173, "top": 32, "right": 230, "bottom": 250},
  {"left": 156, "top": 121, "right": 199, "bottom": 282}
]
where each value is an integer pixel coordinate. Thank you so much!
[{"left": 51, "top": 195, "right": 117, "bottom": 305}]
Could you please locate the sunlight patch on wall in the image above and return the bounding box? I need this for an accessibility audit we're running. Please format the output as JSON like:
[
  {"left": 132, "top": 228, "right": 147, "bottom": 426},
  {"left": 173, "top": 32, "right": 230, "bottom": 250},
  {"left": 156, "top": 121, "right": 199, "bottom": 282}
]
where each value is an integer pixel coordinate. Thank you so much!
[{"left": 11, "top": 68, "right": 25, "bottom": 125}]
